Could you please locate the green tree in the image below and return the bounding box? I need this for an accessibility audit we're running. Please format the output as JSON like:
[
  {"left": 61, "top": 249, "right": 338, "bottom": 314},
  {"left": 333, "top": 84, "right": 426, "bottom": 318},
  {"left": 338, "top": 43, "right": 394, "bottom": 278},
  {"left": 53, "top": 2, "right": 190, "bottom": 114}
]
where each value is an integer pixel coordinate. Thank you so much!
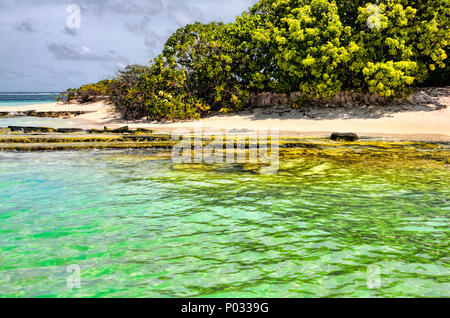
[
  {"left": 66, "top": 0, "right": 449, "bottom": 120},
  {"left": 163, "top": 22, "right": 248, "bottom": 113},
  {"left": 108, "top": 59, "right": 209, "bottom": 121}
]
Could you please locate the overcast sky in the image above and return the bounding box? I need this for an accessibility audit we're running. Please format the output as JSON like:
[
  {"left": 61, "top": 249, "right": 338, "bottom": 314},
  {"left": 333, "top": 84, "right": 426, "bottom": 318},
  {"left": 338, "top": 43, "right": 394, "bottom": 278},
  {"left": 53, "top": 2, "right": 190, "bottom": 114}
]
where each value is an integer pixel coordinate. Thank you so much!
[{"left": 0, "top": 0, "right": 257, "bottom": 92}]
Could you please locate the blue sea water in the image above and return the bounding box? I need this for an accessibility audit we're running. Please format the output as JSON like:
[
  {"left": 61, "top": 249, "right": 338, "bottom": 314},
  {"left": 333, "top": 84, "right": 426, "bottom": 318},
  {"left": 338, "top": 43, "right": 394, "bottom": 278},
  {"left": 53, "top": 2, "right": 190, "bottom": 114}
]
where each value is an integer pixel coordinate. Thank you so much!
[
  {"left": 0, "top": 92, "right": 60, "bottom": 107},
  {"left": 0, "top": 92, "right": 76, "bottom": 127}
]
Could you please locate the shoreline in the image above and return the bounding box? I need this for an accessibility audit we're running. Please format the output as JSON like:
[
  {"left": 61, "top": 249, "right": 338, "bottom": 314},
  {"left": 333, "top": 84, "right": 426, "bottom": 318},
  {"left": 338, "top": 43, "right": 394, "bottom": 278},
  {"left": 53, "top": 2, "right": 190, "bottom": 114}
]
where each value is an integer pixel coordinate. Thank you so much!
[{"left": 0, "top": 98, "right": 449, "bottom": 141}]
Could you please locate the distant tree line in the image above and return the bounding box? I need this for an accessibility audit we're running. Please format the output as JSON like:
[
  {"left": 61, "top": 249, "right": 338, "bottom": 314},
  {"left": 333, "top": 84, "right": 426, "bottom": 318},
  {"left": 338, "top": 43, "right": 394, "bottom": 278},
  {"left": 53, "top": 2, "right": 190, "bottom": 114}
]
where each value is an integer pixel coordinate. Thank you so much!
[{"left": 60, "top": 0, "right": 449, "bottom": 121}]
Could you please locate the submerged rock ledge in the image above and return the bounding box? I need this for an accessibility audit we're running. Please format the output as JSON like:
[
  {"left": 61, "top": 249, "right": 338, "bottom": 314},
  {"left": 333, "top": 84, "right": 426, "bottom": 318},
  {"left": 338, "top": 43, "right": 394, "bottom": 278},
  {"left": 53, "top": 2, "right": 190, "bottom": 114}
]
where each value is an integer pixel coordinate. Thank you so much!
[
  {"left": 0, "top": 110, "right": 94, "bottom": 119},
  {"left": 0, "top": 126, "right": 448, "bottom": 168}
]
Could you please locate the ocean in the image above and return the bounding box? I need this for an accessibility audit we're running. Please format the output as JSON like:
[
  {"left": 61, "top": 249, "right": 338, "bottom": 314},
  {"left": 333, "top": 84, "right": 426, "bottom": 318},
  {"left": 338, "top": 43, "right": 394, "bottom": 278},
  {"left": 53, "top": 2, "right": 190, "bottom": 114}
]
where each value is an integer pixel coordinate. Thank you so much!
[
  {"left": 0, "top": 92, "right": 448, "bottom": 298},
  {"left": 0, "top": 150, "right": 448, "bottom": 297},
  {"left": 0, "top": 92, "right": 60, "bottom": 107},
  {"left": 0, "top": 92, "right": 77, "bottom": 127}
]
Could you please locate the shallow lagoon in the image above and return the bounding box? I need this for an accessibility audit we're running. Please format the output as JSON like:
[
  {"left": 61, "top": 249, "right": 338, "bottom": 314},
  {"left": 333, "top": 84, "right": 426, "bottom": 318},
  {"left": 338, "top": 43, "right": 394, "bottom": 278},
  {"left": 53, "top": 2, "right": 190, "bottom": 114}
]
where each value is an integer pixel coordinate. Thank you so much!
[
  {"left": 0, "top": 116, "right": 76, "bottom": 128},
  {"left": 0, "top": 92, "right": 59, "bottom": 107},
  {"left": 0, "top": 150, "right": 448, "bottom": 297}
]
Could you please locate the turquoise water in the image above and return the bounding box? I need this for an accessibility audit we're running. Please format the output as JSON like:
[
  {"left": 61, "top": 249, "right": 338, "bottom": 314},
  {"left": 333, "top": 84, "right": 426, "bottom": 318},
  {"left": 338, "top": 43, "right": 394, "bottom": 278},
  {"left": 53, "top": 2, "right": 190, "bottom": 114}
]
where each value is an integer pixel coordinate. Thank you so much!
[
  {"left": 0, "top": 101, "right": 56, "bottom": 107},
  {"left": 0, "top": 92, "right": 70, "bottom": 128},
  {"left": 0, "top": 150, "right": 448, "bottom": 297},
  {"left": 0, "top": 116, "right": 76, "bottom": 128},
  {"left": 0, "top": 93, "right": 59, "bottom": 107}
]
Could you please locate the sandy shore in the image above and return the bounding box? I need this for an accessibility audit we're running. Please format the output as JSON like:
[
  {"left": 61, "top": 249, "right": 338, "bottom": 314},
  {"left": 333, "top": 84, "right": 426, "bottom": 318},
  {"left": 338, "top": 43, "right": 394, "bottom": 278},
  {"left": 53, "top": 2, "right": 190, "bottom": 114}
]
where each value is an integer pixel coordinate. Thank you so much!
[{"left": 1, "top": 100, "right": 449, "bottom": 140}]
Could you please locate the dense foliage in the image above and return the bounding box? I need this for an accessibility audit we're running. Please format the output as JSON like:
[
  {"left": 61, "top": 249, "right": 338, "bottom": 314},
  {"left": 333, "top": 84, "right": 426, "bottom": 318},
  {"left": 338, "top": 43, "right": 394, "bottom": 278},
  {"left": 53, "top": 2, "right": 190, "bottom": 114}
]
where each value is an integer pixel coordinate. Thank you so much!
[
  {"left": 163, "top": 22, "right": 249, "bottom": 114},
  {"left": 58, "top": 79, "right": 112, "bottom": 103},
  {"left": 245, "top": 0, "right": 449, "bottom": 97},
  {"left": 108, "top": 59, "right": 210, "bottom": 121},
  {"left": 62, "top": 0, "right": 449, "bottom": 120}
]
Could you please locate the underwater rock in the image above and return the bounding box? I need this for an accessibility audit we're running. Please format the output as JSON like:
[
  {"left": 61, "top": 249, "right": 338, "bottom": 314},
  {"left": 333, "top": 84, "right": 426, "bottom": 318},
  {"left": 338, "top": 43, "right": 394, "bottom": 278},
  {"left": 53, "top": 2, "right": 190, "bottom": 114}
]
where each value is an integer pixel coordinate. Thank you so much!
[
  {"left": 89, "top": 126, "right": 132, "bottom": 134},
  {"left": 2, "top": 111, "right": 93, "bottom": 119},
  {"left": 8, "top": 126, "right": 54, "bottom": 133},
  {"left": 55, "top": 128, "right": 84, "bottom": 133},
  {"left": 330, "top": 132, "right": 359, "bottom": 142},
  {"left": 87, "top": 129, "right": 104, "bottom": 134},
  {"left": 134, "top": 128, "right": 153, "bottom": 134}
]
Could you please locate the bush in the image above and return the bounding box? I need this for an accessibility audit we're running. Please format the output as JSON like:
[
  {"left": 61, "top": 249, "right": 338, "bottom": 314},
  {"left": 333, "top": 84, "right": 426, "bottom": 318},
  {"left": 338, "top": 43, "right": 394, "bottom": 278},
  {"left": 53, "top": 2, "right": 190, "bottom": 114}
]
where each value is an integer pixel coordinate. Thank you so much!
[
  {"left": 108, "top": 65, "right": 152, "bottom": 120},
  {"left": 66, "top": 0, "right": 449, "bottom": 120},
  {"left": 60, "top": 79, "right": 112, "bottom": 103},
  {"left": 348, "top": 0, "right": 449, "bottom": 97},
  {"left": 108, "top": 58, "right": 210, "bottom": 121},
  {"left": 163, "top": 22, "right": 248, "bottom": 113},
  {"left": 246, "top": 0, "right": 449, "bottom": 98}
]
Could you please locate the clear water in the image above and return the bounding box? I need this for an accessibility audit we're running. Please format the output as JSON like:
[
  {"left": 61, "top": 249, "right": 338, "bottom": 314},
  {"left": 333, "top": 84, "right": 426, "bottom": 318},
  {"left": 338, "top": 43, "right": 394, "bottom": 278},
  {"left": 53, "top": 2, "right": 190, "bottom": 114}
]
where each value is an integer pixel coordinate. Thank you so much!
[
  {"left": 0, "top": 116, "right": 76, "bottom": 128},
  {"left": 0, "top": 92, "right": 75, "bottom": 128},
  {"left": 0, "top": 150, "right": 448, "bottom": 298},
  {"left": 0, "top": 92, "right": 59, "bottom": 107}
]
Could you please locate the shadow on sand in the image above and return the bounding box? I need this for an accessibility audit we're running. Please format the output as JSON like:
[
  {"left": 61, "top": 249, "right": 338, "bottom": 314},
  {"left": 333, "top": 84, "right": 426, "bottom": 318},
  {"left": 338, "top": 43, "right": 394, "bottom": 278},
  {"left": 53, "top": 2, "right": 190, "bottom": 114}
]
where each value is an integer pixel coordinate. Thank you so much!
[{"left": 239, "top": 87, "right": 449, "bottom": 120}]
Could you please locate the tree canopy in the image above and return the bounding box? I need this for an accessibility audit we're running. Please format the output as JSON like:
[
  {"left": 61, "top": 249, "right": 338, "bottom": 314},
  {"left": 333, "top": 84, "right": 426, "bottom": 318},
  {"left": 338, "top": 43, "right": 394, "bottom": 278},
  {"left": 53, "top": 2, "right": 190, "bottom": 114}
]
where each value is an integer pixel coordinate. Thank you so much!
[{"left": 64, "top": 0, "right": 450, "bottom": 120}]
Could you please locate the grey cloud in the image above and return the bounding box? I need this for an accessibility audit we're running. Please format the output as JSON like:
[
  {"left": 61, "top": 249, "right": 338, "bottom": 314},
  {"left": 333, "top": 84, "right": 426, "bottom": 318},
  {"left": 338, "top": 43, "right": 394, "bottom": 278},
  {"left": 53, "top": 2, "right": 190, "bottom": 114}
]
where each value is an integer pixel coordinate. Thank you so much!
[
  {"left": 86, "top": 0, "right": 164, "bottom": 16},
  {"left": 13, "top": 21, "right": 38, "bottom": 33},
  {"left": 124, "top": 17, "right": 152, "bottom": 34},
  {"left": 144, "top": 31, "right": 164, "bottom": 49},
  {"left": 1, "top": 0, "right": 254, "bottom": 91},
  {"left": 47, "top": 43, "right": 100, "bottom": 60},
  {"left": 47, "top": 43, "right": 129, "bottom": 64},
  {"left": 167, "top": 1, "right": 204, "bottom": 26},
  {"left": 15, "top": 0, "right": 164, "bottom": 16},
  {"left": 124, "top": 17, "right": 164, "bottom": 53},
  {"left": 64, "top": 26, "right": 79, "bottom": 36},
  {"left": 143, "top": 32, "right": 165, "bottom": 56},
  {"left": 0, "top": 0, "right": 13, "bottom": 10}
]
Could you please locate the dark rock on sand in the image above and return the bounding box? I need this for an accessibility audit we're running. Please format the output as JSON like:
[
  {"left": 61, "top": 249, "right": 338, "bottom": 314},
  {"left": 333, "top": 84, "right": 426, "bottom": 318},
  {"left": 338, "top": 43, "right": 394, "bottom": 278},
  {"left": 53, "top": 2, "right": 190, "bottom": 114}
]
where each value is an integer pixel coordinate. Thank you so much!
[
  {"left": 330, "top": 132, "right": 359, "bottom": 142},
  {"left": 87, "top": 128, "right": 104, "bottom": 134},
  {"left": 88, "top": 126, "right": 132, "bottom": 134},
  {"left": 111, "top": 126, "right": 131, "bottom": 134}
]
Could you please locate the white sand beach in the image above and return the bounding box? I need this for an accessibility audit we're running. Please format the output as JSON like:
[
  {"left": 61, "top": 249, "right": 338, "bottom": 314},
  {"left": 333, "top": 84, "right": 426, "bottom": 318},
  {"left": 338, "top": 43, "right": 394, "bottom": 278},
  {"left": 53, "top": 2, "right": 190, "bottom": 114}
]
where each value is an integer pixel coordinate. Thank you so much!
[{"left": 1, "top": 98, "right": 449, "bottom": 140}]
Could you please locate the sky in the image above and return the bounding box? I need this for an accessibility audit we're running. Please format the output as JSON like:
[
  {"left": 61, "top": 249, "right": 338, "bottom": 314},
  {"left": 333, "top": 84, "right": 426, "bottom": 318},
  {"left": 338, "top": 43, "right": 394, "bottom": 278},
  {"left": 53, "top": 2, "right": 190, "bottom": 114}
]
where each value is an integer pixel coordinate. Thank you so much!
[{"left": 0, "top": 0, "right": 257, "bottom": 92}]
